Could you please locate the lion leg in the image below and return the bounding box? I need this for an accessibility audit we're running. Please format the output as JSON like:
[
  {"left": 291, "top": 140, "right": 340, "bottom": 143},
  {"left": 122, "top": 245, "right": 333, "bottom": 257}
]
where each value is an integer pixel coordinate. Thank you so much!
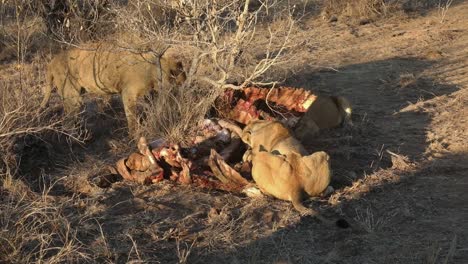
[
  {"left": 291, "top": 191, "right": 315, "bottom": 216},
  {"left": 61, "top": 84, "right": 83, "bottom": 115},
  {"left": 121, "top": 89, "right": 139, "bottom": 135},
  {"left": 41, "top": 70, "right": 54, "bottom": 108},
  {"left": 291, "top": 191, "right": 339, "bottom": 226}
]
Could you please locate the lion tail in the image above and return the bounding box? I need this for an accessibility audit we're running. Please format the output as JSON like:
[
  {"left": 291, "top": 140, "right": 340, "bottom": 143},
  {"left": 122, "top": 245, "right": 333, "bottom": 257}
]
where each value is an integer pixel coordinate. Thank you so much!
[
  {"left": 333, "top": 96, "right": 353, "bottom": 125},
  {"left": 40, "top": 69, "right": 54, "bottom": 108}
]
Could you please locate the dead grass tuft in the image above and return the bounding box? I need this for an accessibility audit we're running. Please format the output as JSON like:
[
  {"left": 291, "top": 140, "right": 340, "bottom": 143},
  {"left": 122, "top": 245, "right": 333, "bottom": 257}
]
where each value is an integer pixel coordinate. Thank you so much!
[
  {"left": 353, "top": 206, "right": 387, "bottom": 232},
  {"left": 0, "top": 59, "right": 91, "bottom": 262},
  {"left": 137, "top": 82, "right": 223, "bottom": 144},
  {"left": 0, "top": 178, "right": 91, "bottom": 263},
  {"left": 321, "top": 0, "right": 443, "bottom": 22},
  {"left": 322, "top": 0, "right": 402, "bottom": 21},
  {"left": 0, "top": 63, "right": 84, "bottom": 177}
]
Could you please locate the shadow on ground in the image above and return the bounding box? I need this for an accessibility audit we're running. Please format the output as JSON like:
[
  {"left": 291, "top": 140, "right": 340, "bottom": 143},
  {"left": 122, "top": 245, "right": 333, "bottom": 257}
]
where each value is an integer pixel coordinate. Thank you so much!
[
  {"left": 286, "top": 57, "right": 458, "bottom": 186},
  {"left": 55, "top": 56, "right": 464, "bottom": 263},
  {"left": 14, "top": 95, "right": 129, "bottom": 193},
  {"left": 8, "top": 54, "right": 466, "bottom": 263},
  {"left": 188, "top": 57, "right": 465, "bottom": 263},
  {"left": 194, "top": 153, "right": 468, "bottom": 264}
]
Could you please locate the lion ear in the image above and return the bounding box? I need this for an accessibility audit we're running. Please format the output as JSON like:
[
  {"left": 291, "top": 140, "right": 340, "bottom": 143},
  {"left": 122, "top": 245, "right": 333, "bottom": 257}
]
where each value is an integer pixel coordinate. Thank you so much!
[
  {"left": 245, "top": 118, "right": 265, "bottom": 126},
  {"left": 301, "top": 154, "right": 317, "bottom": 169},
  {"left": 335, "top": 96, "right": 352, "bottom": 115}
]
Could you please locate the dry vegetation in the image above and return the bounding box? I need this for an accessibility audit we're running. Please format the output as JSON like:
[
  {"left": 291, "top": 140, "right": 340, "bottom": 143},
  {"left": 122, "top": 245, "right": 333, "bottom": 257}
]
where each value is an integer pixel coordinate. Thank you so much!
[
  {"left": 1, "top": 0, "right": 467, "bottom": 263},
  {"left": 321, "top": 0, "right": 445, "bottom": 22}
]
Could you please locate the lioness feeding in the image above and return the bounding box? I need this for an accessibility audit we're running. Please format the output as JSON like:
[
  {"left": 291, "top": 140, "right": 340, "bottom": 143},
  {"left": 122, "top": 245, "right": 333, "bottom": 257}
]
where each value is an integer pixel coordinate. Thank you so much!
[
  {"left": 240, "top": 120, "right": 348, "bottom": 227},
  {"left": 240, "top": 119, "right": 308, "bottom": 160},
  {"left": 41, "top": 43, "right": 186, "bottom": 133},
  {"left": 294, "top": 95, "right": 352, "bottom": 141}
]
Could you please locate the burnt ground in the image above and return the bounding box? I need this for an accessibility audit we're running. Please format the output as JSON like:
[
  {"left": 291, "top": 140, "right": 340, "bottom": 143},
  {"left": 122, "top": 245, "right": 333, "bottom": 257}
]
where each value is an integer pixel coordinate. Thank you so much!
[{"left": 2, "top": 2, "right": 468, "bottom": 264}]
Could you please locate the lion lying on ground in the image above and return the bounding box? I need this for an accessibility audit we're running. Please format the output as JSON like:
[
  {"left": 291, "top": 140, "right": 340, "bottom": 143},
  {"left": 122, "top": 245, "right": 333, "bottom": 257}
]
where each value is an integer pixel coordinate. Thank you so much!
[
  {"left": 251, "top": 149, "right": 348, "bottom": 227},
  {"left": 251, "top": 149, "right": 331, "bottom": 213},
  {"left": 41, "top": 43, "right": 186, "bottom": 133},
  {"left": 240, "top": 120, "right": 348, "bottom": 227},
  {"left": 294, "top": 95, "right": 352, "bottom": 141}
]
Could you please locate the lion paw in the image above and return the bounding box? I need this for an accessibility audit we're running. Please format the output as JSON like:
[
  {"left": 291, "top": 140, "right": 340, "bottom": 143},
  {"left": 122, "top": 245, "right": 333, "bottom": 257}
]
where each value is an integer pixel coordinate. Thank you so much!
[{"left": 242, "top": 185, "right": 264, "bottom": 198}]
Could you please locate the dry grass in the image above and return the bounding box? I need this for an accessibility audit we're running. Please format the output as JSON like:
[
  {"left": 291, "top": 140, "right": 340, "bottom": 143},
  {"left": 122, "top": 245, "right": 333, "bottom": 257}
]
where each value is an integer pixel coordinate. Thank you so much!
[
  {"left": 0, "top": 181, "right": 90, "bottom": 263},
  {"left": 137, "top": 80, "right": 223, "bottom": 144},
  {"left": 321, "top": 0, "right": 402, "bottom": 21},
  {"left": 0, "top": 63, "right": 84, "bottom": 173},
  {"left": 0, "top": 60, "right": 88, "bottom": 263},
  {"left": 1, "top": 0, "right": 468, "bottom": 262},
  {"left": 353, "top": 206, "right": 386, "bottom": 232},
  {"left": 321, "top": 0, "right": 443, "bottom": 22}
]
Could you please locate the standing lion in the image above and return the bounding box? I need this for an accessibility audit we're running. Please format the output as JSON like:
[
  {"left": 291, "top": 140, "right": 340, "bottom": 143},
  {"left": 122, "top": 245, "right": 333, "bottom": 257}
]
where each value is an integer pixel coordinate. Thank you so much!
[{"left": 41, "top": 43, "right": 186, "bottom": 133}]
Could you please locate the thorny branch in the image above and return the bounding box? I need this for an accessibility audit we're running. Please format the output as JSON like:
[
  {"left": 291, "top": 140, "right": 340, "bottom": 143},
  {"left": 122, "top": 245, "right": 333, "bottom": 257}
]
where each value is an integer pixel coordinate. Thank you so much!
[{"left": 114, "top": 0, "right": 297, "bottom": 91}]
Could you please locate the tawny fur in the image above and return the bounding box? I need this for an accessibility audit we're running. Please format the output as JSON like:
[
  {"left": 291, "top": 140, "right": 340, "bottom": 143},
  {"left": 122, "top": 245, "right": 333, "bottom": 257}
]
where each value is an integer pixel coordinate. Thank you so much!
[
  {"left": 41, "top": 43, "right": 186, "bottom": 133},
  {"left": 240, "top": 120, "right": 347, "bottom": 226},
  {"left": 125, "top": 153, "right": 152, "bottom": 172},
  {"left": 241, "top": 120, "right": 308, "bottom": 158},
  {"left": 250, "top": 149, "right": 331, "bottom": 215},
  {"left": 294, "top": 95, "right": 352, "bottom": 141}
]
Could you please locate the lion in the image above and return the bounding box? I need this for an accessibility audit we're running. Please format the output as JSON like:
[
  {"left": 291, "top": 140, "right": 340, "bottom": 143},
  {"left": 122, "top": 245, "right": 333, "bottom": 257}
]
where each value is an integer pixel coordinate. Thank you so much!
[
  {"left": 251, "top": 149, "right": 331, "bottom": 211},
  {"left": 240, "top": 120, "right": 349, "bottom": 227},
  {"left": 250, "top": 147, "right": 348, "bottom": 227},
  {"left": 40, "top": 43, "right": 186, "bottom": 133},
  {"left": 294, "top": 95, "right": 352, "bottom": 141},
  {"left": 250, "top": 148, "right": 349, "bottom": 227},
  {"left": 240, "top": 120, "right": 308, "bottom": 162}
]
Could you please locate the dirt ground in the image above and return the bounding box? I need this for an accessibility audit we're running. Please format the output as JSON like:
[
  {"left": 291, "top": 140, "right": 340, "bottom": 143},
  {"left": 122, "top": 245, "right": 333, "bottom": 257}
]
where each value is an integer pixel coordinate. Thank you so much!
[{"left": 2, "top": 1, "right": 468, "bottom": 263}]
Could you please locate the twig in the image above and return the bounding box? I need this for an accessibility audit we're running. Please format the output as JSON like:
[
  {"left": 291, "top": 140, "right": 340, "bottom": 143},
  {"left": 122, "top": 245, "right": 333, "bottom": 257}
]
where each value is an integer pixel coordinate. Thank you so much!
[{"left": 265, "top": 84, "right": 288, "bottom": 120}]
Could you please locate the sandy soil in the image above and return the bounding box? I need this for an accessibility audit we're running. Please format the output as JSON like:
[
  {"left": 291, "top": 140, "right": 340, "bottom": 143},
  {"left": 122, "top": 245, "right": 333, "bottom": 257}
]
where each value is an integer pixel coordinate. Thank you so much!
[{"left": 2, "top": 2, "right": 468, "bottom": 263}]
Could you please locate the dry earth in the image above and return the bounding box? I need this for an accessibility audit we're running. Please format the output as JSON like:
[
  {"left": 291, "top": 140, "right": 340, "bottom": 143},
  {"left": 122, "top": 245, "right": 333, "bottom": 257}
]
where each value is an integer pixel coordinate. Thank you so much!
[{"left": 1, "top": 2, "right": 468, "bottom": 263}]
